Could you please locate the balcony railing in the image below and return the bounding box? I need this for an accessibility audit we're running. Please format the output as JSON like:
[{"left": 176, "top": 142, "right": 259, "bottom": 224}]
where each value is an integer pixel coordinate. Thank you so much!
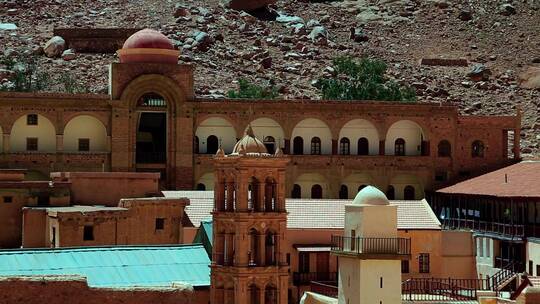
[
  {"left": 442, "top": 218, "right": 525, "bottom": 238},
  {"left": 293, "top": 272, "right": 337, "bottom": 286},
  {"left": 401, "top": 278, "right": 491, "bottom": 301},
  {"left": 331, "top": 236, "right": 411, "bottom": 256}
]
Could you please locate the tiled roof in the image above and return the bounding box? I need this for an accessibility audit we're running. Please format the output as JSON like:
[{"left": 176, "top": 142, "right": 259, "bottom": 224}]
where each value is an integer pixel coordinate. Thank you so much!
[
  {"left": 0, "top": 245, "right": 210, "bottom": 288},
  {"left": 163, "top": 191, "right": 214, "bottom": 227},
  {"left": 163, "top": 191, "right": 441, "bottom": 230},
  {"left": 437, "top": 161, "right": 540, "bottom": 198}
]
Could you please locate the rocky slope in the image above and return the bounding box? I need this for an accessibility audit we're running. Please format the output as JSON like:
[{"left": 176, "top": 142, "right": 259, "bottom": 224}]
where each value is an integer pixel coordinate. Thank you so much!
[{"left": 1, "top": 0, "right": 539, "bottom": 157}]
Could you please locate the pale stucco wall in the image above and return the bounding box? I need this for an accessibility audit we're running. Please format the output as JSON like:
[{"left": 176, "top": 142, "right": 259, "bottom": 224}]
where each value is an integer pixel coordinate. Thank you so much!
[
  {"left": 294, "top": 173, "right": 330, "bottom": 199},
  {"left": 526, "top": 240, "right": 540, "bottom": 276},
  {"left": 338, "top": 119, "right": 379, "bottom": 155},
  {"left": 385, "top": 120, "right": 424, "bottom": 156},
  {"left": 341, "top": 173, "right": 374, "bottom": 199},
  {"left": 10, "top": 114, "right": 56, "bottom": 152},
  {"left": 389, "top": 174, "right": 424, "bottom": 200},
  {"left": 63, "top": 115, "right": 108, "bottom": 152},
  {"left": 291, "top": 118, "right": 332, "bottom": 155},
  {"left": 195, "top": 117, "right": 237, "bottom": 154},
  {"left": 196, "top": 172, "right": 215, "bottom": 190},
  {"left": 248, "top": 117, "right": 285, "bottom": 150}
]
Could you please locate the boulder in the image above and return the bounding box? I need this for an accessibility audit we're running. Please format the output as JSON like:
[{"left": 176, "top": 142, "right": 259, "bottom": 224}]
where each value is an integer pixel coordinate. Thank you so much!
[
  {"left": 62, "top": 49, "right": 76, "bottom": 61},
  {"left": 308, "top": 26, "right": 328, "bottom": 41},
  {"left": 519, "top": 67, "right": 540, "bottom": 89},
  {"left": 467, "top": 64, "right": 491, "bottom": 81},
  {"left": 223, "top": 0, "right": 276, "bottom": 11},
  {"left": 43, "top": 36, "right": 66, "bottom": 58},
  {"left": 500, "top": 4, "right": 516, "bottom": 16}
]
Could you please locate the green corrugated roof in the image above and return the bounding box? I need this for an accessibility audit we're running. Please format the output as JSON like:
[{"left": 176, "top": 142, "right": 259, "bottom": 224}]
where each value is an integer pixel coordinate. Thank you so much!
[
  {"left": 202, "top": 220, "right": 213, "bottom": 246},
  {"left": 0, "top": 245, "right": 210, "bottom": 288},
  {"left": 193, "top": 220, "right": 213, "bottom": 257}
]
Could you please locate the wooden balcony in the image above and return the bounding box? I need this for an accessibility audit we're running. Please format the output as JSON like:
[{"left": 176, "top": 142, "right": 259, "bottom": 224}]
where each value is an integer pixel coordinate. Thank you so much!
[{"left": 331, "top": 236, "right": 411, "bottom": 260}]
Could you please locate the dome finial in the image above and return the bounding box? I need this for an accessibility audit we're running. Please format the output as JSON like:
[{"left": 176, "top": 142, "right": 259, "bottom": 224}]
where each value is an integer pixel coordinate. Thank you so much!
[
  {"left": 246, "top": 124, "right": 255, "bottom": 137},
  {"left": 215, "top": 146, "right": 225, "bottom": 157}
]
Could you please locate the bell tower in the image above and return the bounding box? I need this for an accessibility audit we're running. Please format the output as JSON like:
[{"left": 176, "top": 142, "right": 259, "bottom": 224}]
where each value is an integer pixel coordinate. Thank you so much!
[{"left": 210, "top": 126, "right": 290, "bottom": 304}]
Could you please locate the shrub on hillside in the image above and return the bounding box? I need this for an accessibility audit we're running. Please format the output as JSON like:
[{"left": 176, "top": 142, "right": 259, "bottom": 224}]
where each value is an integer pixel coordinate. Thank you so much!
[
  {"left": 316, "top": 56, "right": 416, "bottom": 102},
  {"left": 227, "top": 78, "right": 279, "bottom": 99}
]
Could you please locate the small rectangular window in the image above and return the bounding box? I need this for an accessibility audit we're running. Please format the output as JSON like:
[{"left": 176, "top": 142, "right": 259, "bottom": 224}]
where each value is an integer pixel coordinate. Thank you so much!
[
  {"left": 299, "top": 252, "right": 310, "bottom": 273},
  {"left": 419, "top": 253, "right": 430, "bottom": 273},
  {"left": 435, "top": 171, "right": 448, "bottom": 182},
  {"left": 401, "top": 260, "right": 409, "bottom": 273},
  {"left": 155, "top": 218, "right": 165, "bottom": 230},
  {"left": 3, "top": 196, "right": 13, "bottom": 203},
  {"left": 78, "top": 138, "right": 90, "bottom": 152},
  {"left": 486, "top": 239, "right": 490, "bottom": 257},
  {"left": 26, "top": 138, "right": 38, "bottom": 151},
  {"left": 27, "top": 114, "right": 38, "bottom": 125},
  {"left": 83, "top": 225, "right": 94, "bottom": 241}
]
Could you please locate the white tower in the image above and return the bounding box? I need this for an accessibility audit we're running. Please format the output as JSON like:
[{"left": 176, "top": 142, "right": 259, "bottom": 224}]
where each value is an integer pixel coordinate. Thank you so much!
[{"left": 332, "top": 186, "right": 410, "bottom": 304}]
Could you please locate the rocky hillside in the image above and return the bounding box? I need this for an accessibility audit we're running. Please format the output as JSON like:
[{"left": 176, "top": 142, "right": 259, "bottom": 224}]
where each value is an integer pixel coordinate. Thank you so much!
[{"left": 1, "top": 0, "right": 539, "bottom": 157}]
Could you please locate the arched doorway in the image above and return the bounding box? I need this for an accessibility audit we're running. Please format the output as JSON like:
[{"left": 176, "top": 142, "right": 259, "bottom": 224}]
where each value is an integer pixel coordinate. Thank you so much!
[
  {"left": 293, "top": 136, "right": 303, "bottom": 155},
  {"left": 207, "top": 135, "right": 219, "bottom": 154},
  {"left": 291, "top": 184, "right": 301, "bottom": 198},
  {"left": 339, "top": 185, "right": 348, "bottom": 199},
  {"left": 404, "top": 185, "right": 416, "bottom": 200},
  {"left": 136, "top": 94, "right": 167, "bottom": 164},
  {"left": 357, "top": 137, "right": 369, "bottom": 155},
  {"left": 311, "top": 184, "right": 323, "bottom": 199}
]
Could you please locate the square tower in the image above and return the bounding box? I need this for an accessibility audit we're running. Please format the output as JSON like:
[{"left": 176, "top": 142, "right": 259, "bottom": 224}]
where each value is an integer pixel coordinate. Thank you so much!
[{"left": 210, "top": 126, "right": 290, "bottom": 304}]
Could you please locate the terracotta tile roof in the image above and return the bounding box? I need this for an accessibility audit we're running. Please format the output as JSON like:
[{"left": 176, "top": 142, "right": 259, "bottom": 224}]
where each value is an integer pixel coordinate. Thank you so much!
[
  {"left": 163, "top": 191, "right": 440, "bottom": 230},
  {"left": 437, "top": 161, "right": 540, "bottom": 198}
]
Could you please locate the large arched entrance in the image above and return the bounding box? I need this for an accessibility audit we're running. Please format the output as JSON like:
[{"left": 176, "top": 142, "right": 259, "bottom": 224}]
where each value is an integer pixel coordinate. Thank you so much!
[{"left": 135, "top": 93, "right": 168, "bottom": 183}]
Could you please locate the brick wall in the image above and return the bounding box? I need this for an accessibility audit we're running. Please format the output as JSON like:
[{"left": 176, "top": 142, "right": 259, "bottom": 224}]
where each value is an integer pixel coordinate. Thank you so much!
[{"left": 0, "top": 276, "right": 208, "bottom": 304}]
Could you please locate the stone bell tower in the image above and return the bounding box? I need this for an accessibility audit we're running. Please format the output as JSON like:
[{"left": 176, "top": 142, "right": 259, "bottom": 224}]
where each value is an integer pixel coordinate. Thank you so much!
[
  {"left": 210, "top": 126, "right": 290, "bottom": 304},
  {"left": 332, "top": 186, "right": 411, "bottom": 304}
]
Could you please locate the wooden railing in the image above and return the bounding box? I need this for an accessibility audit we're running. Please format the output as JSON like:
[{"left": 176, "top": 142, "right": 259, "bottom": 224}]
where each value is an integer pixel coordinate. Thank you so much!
[
  {"left": 442, "top": 218, "right": 525, "bottom": 238},
  {"left": 401, "top": 278, "right": 491, "bottom": 301},
  {"left": 331, "top": 236, "right": 411, "bottom": 256}
]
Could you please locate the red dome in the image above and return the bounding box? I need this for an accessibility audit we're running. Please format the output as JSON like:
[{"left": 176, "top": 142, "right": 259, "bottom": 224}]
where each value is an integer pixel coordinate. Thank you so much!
[{"left": 123, "top": 29, "right": 173, "bottom": 50}]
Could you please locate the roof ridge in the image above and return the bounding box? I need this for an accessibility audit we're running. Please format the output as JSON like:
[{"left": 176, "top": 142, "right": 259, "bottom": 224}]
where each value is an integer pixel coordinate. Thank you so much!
[{"left": 0, "top": 244, "right": 205, "bottom": 254}]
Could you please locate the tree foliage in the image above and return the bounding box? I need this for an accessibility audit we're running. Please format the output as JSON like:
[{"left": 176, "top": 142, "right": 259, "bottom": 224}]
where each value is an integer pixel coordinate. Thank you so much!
[
  {"left": 317, "top": 57, "right": 416, "bottom": 102},
  {"left": 227, "top": 78, "right": 279, "bottom": 99}
]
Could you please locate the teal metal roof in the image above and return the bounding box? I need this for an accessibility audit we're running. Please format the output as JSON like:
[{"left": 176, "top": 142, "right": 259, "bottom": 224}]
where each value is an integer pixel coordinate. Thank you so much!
[
  {"left": 193, "top": 220, "right": 213, "bottom": 257},
  {"left": 0, "top": 244, "right": 210, "bottom": 288}
]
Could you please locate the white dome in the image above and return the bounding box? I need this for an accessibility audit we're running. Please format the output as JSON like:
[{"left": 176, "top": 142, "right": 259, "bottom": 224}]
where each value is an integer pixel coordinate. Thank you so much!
[{"left": 352, "top": 186, "right": 389, "bottom": 206}]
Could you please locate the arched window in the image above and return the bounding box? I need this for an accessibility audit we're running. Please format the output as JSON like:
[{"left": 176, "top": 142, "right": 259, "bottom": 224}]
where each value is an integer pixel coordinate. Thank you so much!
[
  {"left": 263, "top": 136, "right": 276, "bottom": 154},
  {"left": 249, "top": 229, "right": 260, "bottom": 266},
  {"left": 311, "top": 184, "right": 323, "bottom": 199},
  {"left": 264, "top": 177, "right": 276, "bottom": 212},
  {"left": 358, "top": 137, "right": 369, "bottom": 155},
  {"left": 311, "top": 137, "right": 321, "bottom": 155},
  {"left": 395, "top": 138, "right": 405, "bottom": 156},
  {"left": 291, "top": 184, "right": 301, "bottom": 198},
  {"left": 438, "top": 140, "right": 451, "bottom": 157},
  {"left": 339, "top": 185, "right": 348, "bottom": 199},
  {"left": 249, "top": 284, "right": 261, "bottom": 304},
  {"left": 386, "top": 185, "right": 395, "bottom": 200},
  {"left": 293, "top": 136, "right": 304, "bottom": 155},
  {"left": 265, "top": 232, "right": 278, "bottom": 266},
  {"left": 194, "top": 136, "right": 199, "bottom": 154},
  {"left": 196, "top": 183, "right": 206, "bottom": 190},
  {"left": 339, "top": 138, "right": 350, "bottom": 155},
  {"left": 358, "top": 185, "right": 367, "bottom": 192},
  {"left": 472, "top": 140, "right": 485, "bottom": 158},
  {"left": 404, "top": 185, "right": 415, "bottom": 200},
  {"left": 264, "top": 284, "right": 278, "bottom": 304},
  {"left": 248, "top": 177, "right": 260, "bottom": 212},
  {"left": 207, "top": 135, "right": 219, "bottom": 154}
]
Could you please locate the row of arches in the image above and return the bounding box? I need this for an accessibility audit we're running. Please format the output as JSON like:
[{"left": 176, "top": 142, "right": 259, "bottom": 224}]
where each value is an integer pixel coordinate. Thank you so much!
[
  {"left": 198, "top": 173, "right": 424, "bottom": 200},
  {"left": 2, "top": 114, "right": 108, "bottom": 153},
  {"left": 195, "top": 117, "right": 425, "bottom": 156},
  {"left": 213, "top": 282, "right": 278, "bottom": 304},
  {"left": 215, "top": 176, "right": 280, "bottom": 213}
]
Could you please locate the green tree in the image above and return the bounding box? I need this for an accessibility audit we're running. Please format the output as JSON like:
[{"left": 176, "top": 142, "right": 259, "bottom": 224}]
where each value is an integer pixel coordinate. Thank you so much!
[
  {"left": 227, "top": 79, "right": 279, "bottom": 99},
  {"left": 317, "top": 56, "right": 416, "bottom": 102}
]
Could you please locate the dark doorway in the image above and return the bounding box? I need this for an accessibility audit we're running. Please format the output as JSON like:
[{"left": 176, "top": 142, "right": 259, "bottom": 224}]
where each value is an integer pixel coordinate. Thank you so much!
[
  {"left": 207, "top": 135, "right": 219, "bottom": 154},
  {"left": 311, "top": 184, "right": 323, "bottom": 199},
  {"left": 339, "top": 185, "right": 348, "bottom": 199},
  {"left": 404, "top": 185, "right": 415, "bottom": 200},
  {"left": 293, "top": 137, "right": 304, "bottom": 155},
  {"left": 291, "top": 184, "right": 301, "bottom": 198},
  {"left": 358, "top": 137, "right": 369, "bottom": 155},
  {"left": 136, "top": 112, "right": 166, "bottom": 163}
]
